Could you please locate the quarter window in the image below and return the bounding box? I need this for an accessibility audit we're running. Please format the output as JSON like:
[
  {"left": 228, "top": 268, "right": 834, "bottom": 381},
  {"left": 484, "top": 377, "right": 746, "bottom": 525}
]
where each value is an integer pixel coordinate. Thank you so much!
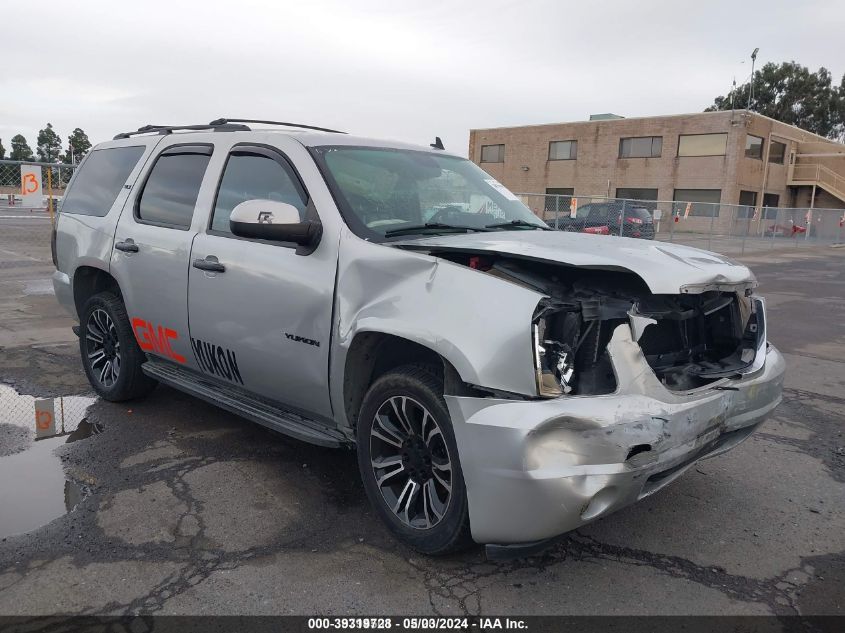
[
  {"left": 61, "top": 146, "right": 144, "bottom": 217},
  {"left": 548, "top": 140, "right": 577, "bottom": 160},
  {"left": 619, "top": 136, "right": 662, "bottom": 158},
  {"left": 211, "top": 151, "right": 308, "bottom": 234},
  {"left": 745, "top": 134, "right": 764, "bottom": 159},
  {"left": 137, "top": 146, "right": 212, "bottom": 228},
  {"left": 678, "top": 133, "right": 728, "bottom": 157},
  {"left": 480, "top": 144, "right": 505, "bottom": 163}
]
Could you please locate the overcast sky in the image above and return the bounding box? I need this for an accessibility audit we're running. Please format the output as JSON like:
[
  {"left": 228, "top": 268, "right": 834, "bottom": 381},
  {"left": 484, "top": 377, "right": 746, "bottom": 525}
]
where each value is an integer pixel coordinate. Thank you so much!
[{"left": 2, "top": 0, "right": 844, "bottom": 158}]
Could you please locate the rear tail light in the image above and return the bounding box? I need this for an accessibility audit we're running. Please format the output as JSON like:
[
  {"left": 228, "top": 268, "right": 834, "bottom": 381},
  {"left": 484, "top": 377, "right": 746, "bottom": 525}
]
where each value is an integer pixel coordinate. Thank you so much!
[{"left": 50, "top": 220, "right": 58, "bottom": 268}]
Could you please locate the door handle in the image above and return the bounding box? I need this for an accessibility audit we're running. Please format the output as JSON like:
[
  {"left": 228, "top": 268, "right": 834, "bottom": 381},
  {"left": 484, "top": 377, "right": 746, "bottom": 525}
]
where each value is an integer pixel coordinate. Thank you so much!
[
  {"left": 192, "top": 256, "right": 226, "bottom": 273},
  {"left": 114, "top": 239, "right": 139, "bottom": 253}
]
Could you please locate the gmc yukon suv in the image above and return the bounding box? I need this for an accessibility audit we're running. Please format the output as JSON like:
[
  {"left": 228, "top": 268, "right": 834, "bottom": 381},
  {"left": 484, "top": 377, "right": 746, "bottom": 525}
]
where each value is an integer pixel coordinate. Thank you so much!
[{"left": 53, "top": 119, "right": 785, "bottom": 557}]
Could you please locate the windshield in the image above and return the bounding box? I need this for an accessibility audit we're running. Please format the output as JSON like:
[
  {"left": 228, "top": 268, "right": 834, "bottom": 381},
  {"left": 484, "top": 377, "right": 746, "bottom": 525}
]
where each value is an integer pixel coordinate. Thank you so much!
[{"left": 311, "top": 146, "right": 547, "bottom": 240}]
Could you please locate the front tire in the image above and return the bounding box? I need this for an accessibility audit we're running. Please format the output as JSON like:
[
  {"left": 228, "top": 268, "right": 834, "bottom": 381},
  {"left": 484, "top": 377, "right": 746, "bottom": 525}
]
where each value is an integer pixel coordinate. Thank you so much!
[
  {"left": 79, "top": 292, "right": 157, "bottom": 401},
  {"left": 357, "top": 365, "right": 472, "bottom": 555}
]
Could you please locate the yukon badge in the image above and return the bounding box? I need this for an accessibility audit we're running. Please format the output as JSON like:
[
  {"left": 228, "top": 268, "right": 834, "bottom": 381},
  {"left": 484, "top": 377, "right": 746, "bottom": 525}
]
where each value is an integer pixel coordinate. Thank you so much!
[{"left": 284, "top": 332, "right": 320, "bottom": 347}]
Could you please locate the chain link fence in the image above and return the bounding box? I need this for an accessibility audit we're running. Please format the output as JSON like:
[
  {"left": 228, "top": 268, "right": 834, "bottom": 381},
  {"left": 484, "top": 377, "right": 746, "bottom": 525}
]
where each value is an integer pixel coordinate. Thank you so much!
[
  {"left": 518, "top": 193, "right": 845, "bottom": 256},
  {"left": 0, "top": 160, "right": 76, "bottom": 211},
  {"left": 2, "top": 159, "right": 843, "bottom": 261},
  {"left": 0, "top": 160, "right": 78, "bottom": 272}
]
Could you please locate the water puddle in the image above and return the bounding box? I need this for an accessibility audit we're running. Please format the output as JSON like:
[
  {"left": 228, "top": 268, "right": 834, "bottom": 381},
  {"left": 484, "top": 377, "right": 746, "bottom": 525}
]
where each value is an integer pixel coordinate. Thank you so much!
[{"left": 0, "top": 383, "right": 98, "bottom": 538}]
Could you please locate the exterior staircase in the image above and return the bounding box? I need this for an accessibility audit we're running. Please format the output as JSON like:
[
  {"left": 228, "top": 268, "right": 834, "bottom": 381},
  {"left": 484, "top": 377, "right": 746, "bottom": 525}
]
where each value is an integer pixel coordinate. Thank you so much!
[{"left": 789, "top": 163, "right": 845, "bottom": 204}]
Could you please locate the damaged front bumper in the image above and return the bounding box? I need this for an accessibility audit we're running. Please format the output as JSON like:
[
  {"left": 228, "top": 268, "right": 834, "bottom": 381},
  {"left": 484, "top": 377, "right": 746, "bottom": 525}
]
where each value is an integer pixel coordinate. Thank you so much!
[{"left": 445, "top": 323, "right": 785, "bottom": 548}]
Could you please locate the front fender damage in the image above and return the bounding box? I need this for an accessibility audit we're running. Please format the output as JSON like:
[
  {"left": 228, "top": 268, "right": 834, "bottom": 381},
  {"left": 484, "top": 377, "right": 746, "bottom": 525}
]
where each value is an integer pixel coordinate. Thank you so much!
[
  {"left": 329, "top": 231, "right": 546, "bottom": 427},
  {"left": 445, "top": 324, "right": 785, "bottom": 544}
]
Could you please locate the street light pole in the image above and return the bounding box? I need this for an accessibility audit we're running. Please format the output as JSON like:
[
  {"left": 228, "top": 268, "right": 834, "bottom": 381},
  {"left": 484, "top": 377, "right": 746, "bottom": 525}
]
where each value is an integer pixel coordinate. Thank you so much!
[{"left": 747, "top": 48, "right": 759, "bottom": 111}]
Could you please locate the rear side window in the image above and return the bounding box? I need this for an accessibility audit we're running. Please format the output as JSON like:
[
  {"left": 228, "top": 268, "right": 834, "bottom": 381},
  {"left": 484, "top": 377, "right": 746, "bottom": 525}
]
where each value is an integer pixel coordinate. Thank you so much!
[
  {"left": 629, "top": 208, "right": 652, "bottom": 220},
  {"left": 61, "top": 146, "right": 144, "bottom": 216},
  {"left": 137, "top": 146, "right": 212, "bottom": 229},
  {"left": 211, "top": 151, "right": 308, "bottom": 234}
]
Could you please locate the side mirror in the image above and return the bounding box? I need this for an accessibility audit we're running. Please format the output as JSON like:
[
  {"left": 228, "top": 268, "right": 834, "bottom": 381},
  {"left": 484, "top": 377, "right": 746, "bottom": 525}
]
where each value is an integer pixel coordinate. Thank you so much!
[{"left": 229, "top": 200, "right": 320, "bottom": 247}]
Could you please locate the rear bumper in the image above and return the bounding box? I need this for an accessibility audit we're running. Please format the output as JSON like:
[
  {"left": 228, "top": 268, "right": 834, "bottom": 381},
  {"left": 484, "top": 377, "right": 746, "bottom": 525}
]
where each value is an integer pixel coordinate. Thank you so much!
[{"left": 446, "top": 324, "right": 785, "bottom": 546}]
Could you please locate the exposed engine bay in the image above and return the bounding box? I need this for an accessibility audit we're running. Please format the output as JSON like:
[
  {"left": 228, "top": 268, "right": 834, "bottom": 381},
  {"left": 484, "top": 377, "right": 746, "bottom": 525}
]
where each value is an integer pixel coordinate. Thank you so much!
[{"left": 436, "top": 252, "right": 763, "bottom": 396}]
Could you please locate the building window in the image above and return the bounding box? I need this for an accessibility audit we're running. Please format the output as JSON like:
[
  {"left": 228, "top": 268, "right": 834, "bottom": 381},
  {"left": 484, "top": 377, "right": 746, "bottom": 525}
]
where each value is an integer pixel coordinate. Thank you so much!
[
  {"left": 763, "top": 193, "right": 779, "bottom": 208},
  {"left": 745, "top": 134, "right": 764, "bottom": 159},
  {"left": 673, "top": 188, "right": 721, "bottom": 217},
  {"left": 544, "top": 187, "right": 574, "bottom": 213},
  {"left": 758, "top": 193, "right": 780, "bottom": 219},
  {"left": 480, "top": 144, "right": 504, "bottom": 163},
  {"left": 738, "top": 190, "right": 757, "bottom": 218},
  {"left": 739, "top": 190, "right": 757, "bottom": 207},
  {"left": 678, "top": 133, "right": 728, "bottom": 157},
  {"left": 770, "top": 141, "right": 786, "bottom": 164},
  {"left": 548, "top": 140, "right": 577, "bottom": 160},
  {"left": 619, "top": 136, "right": 662, "bottom": 158},
  {"left": 738, "top": 191, "right": 779, "bottom": 218},
  {"left": 616, "top": 187, "right": 658, "bottom": 201}
]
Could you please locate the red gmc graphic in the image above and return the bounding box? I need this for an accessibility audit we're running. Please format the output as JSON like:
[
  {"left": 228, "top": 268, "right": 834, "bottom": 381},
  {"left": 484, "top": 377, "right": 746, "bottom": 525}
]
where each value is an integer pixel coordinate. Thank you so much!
[{"left": 131, "top": 318, "right": 186, "bottom": 364}]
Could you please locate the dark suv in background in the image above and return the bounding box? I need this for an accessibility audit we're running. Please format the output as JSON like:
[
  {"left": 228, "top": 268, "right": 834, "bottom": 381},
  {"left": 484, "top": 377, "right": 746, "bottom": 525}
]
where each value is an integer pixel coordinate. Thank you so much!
[{"left": 554, "top": 202, "right": 655, "bottom": 239}]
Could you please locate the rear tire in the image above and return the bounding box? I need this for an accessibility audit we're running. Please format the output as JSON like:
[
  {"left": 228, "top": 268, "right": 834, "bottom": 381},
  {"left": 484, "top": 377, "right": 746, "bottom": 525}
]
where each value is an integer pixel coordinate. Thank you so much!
[
  {"left": 79, "top": 292, "right": 157, "bottom": 401},
  {"left": 357, "top": 365, "right": 472, "bottom": 555}
]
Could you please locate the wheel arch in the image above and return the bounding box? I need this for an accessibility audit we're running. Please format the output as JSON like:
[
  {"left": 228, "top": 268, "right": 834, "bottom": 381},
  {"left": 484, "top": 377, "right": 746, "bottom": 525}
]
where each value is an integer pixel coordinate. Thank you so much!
[
  {"left": 73, "top": 265, "right": 123, "bottom": 318},
  {"left": 342, "top": 332, "right": 471, "bottom": 433}
]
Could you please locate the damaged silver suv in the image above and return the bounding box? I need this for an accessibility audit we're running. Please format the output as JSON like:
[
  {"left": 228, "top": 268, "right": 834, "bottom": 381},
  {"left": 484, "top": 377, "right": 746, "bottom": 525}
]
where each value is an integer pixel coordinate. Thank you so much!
[{"left": 52, "top": 119, "right": 785, "bottom": 556}]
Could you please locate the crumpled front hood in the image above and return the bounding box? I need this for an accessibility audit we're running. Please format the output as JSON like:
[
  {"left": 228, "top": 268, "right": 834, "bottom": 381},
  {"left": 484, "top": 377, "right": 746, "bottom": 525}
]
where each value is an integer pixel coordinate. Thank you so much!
[{"left": 393, "top": 231, "right": 755, "bottom": 294}]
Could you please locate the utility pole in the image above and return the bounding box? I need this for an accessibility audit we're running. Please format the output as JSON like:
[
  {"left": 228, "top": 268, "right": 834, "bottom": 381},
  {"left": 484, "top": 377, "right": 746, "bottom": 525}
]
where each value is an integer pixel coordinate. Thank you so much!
[
  {"left": 730, "top": 77, "right": 736, "bottom": 111},
  {"left": 747, "top": 48, "right": 759, "bottom": 111}
]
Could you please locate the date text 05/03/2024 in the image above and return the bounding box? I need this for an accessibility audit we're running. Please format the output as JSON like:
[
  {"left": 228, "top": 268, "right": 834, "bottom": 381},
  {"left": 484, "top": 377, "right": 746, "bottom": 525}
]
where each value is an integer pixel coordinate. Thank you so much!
[{"left": 307, "top": 616, "right": 528, "bottom": 630}]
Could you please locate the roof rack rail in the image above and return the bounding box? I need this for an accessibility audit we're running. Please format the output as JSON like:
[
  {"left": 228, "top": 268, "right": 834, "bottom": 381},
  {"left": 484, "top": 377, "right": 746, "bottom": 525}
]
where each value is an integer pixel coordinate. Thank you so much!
[
  {"left": 209, "top": 118, "right": 346, "bottom": 134},
  {"left": 113, "top": 122, "right": 250, "bottom": 140}
]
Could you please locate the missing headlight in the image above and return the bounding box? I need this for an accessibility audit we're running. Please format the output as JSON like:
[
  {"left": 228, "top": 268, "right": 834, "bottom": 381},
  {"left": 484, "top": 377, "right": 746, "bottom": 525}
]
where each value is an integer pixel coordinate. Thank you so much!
[
  {"left": 533, "top": 302, "right": 580, "bottom": 398},
  {"left": 533, "top": 298, "right": 619, "bottom": 397}
]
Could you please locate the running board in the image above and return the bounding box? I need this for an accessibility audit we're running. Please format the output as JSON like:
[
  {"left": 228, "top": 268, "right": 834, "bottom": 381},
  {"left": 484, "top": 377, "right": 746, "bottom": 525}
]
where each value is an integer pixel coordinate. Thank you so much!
[{"left": 142, "top": 359, "right": 349, "bottom": 448}]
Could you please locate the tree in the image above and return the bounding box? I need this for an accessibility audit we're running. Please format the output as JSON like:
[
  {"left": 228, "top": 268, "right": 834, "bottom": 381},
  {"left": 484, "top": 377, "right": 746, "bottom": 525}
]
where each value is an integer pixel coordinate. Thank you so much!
[
  {"left": 10, "top": 134, "right": 34, "bottom": 161},
  {"left": 62, "top": 128, "right": 92, "bottom": 164},
  {"left": 0, "top": 138, "right": 5, "bottom": 160},
  {"left": 705, "top": 61, "right": 844, "bottom": 140},
  {"left": 36, "top": 123, "right": 62, "bottom": 163}
]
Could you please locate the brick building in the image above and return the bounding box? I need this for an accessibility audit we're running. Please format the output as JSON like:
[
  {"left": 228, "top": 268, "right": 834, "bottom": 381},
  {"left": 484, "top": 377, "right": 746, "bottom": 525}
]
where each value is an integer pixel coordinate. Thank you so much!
[{"left": 469, "top": 110, "right": 845, "bottom": 220}]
